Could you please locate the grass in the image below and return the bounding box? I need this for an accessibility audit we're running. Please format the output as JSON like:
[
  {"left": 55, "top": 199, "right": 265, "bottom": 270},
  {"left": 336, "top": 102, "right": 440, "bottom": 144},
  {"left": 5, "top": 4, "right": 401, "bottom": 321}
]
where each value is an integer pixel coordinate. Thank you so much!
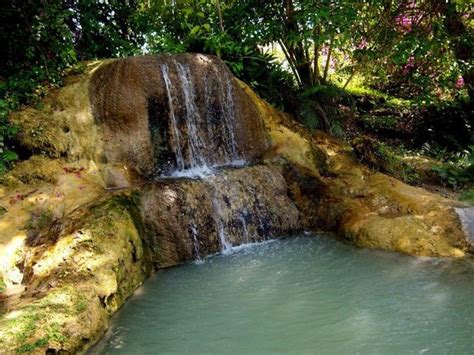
[
  {"left": 16, "top": 323, "right": 67, "bottom": 353},
  {"left": 12, "top": 312, "right": 40, "bottom": 344},
  {"left": 360, "top": 114, "right": 398, "bottom": 131},
  {"left": 459, "top": 189, "right": 474, "bottom": 206},
  {"left": 17, "top": 337, "right": 49, "bottom": 353},
  {"left": 0, "top": 287, "right": 80, "bottom": 352},
  {"left": 335, "top": 74, "right": 413, "bottom": 109},
  {"left": 25, "top": 208, "right": 54, "bottom": 231},
  {"left": 75, "top": 295, "right": 88, "bottom": 314}
]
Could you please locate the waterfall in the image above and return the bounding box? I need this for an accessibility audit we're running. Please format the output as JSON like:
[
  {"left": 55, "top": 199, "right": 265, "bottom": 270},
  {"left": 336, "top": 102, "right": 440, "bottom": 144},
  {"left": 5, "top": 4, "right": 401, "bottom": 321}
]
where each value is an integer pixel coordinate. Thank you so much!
[
  {"left": 160, "top": 64, "right": 185, "bottom": 171},
  {"left": 175, "top": 62, "right": 209, "bottom": 170},
  {"left": 209, "top": 183, "right": 232, "bottom": 252},
  {"left": 160, "top": 59, "right": 243, "bottom": 177},
  {"left": 223, "top": 74, "right": 238, "bottom": 161},
  {"left": 159, "top": 59, "right": 251, "bottom": 252},
  {"left": 189, "top": 220, "right": 202, "bottom": 261},
  {"left": 238, "top": 211, "right": 250, "bottom": 244}
]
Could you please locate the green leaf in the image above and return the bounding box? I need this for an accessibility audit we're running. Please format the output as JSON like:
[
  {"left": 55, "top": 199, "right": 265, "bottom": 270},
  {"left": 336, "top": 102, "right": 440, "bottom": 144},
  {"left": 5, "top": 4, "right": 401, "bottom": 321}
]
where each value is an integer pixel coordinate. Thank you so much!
[
  {"left": 2, "top": 150, "right": 18, "bottom": 162},
  {"left": 190, "top": 25, "right": 201, "bottom": 36}
]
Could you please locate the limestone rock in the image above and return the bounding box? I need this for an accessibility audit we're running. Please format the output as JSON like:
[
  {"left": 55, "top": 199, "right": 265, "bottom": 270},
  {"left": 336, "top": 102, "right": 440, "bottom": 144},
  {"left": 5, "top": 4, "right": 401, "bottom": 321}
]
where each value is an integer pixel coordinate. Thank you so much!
[
  {"left": 90, "top": 54, "right": 269, "bottom": 178},
  {"left": 239, "top": 81, "right": 473, "bottom": 257},
  {"left": 140, "top": 165, "right": 300, "bottom": 267}
]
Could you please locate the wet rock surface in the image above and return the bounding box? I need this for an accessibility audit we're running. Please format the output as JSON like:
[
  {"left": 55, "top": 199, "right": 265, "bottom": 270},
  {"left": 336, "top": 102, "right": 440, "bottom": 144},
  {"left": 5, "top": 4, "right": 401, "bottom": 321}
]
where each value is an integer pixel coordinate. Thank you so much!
[
  {"left": 90, "top": 54, "right": 268, "bottom": 178},
  {"left": 140, "top": 165, "right": 300, "bottom": 267},
  {"left": 455, "top": 207, "right": 474, "bottom": 247}
]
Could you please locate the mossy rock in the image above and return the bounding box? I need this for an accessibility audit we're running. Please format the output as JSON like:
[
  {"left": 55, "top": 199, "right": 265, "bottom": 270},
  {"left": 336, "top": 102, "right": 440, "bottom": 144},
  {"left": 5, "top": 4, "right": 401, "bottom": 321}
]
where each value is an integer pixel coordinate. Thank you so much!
[{"left": 0, "top": 195, "right": 152, "bottom": 353}]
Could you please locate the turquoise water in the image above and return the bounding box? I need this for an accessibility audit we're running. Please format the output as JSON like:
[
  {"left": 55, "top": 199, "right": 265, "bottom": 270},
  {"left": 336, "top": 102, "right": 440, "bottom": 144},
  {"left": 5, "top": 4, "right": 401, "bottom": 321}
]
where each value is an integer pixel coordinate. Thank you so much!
[{"left": 93, "top": 234, "right": 474, "bottom": 354}]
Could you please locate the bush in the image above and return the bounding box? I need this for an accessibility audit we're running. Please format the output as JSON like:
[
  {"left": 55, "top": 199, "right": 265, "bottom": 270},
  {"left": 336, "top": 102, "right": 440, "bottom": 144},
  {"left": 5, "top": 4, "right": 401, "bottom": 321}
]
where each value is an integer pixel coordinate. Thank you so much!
[{"left": 432, "top": 146, "right": 474, "bottom": 189}]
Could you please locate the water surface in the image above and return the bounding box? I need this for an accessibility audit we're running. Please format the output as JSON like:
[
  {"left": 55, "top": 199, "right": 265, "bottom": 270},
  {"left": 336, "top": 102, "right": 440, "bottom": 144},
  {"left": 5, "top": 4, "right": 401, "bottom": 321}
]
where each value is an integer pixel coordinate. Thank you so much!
[{"left": 93, "top": 234, "right": 474, "bottom": 354}]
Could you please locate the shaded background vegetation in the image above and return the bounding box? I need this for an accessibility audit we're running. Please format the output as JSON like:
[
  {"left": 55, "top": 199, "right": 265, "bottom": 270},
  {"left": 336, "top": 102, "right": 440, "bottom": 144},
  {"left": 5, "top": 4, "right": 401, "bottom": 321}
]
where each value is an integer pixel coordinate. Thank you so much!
[{"left": 0, "top": 0, "right": 472, "bottom": 187}]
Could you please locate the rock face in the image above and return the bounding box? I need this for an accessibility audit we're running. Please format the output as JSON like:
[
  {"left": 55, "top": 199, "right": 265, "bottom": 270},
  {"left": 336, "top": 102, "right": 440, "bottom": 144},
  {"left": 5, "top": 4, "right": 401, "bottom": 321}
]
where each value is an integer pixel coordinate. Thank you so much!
[
  {"left": 140, "top": 165, "right": 300, "bottom": 267},
  {"left": 0, "top": 53, "right": 472, "bottom": 353},
  {"left": 240, "top": 82, "right": 473, "bottom": 257},
  {"left": 0, "top": 195, "right": 152, "bottom": 353},
  {"left": 90, "top": 54, "right": 268, "bottom": 178}
]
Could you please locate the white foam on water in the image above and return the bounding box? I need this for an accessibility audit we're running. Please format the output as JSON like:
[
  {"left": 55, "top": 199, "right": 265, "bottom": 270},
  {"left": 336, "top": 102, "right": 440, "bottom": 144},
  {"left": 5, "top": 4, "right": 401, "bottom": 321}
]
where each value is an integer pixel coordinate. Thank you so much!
[
  {"left": 220, "top": 238, "right": 277, "bottom": 256},
  {"left": 171, "top": 165, "right": 215, "bottom": 179},
  {"left": 193, "top": 238, "right": 277, "bottom": 264}
]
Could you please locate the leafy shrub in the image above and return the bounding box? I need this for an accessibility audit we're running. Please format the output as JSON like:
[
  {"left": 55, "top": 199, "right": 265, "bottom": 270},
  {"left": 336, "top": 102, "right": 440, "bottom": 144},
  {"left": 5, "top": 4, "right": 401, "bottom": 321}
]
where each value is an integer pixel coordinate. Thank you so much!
[
  {"left": 351, "top": 136, "right": 422, "bottom": 184},
  {"left": 432, "top": 146, "right": 474, "bottom": 189},
  {"left": 298, "top": 84, "right": 353, "bottom": 137},
  {"left": 459, "top": 189, "right": 474, "bottom": 205},
  {"left": 0, "top": 99, "right": 19, "bottom": 173},
  {"left": 414, "top": 103, "right": 473, "bottom": 153}
]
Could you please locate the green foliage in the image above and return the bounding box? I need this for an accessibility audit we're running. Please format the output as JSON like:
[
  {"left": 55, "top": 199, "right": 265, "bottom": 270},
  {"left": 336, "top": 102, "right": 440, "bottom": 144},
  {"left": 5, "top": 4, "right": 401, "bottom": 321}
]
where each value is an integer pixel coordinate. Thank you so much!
[
  {"left": 352, "top": 137, "right": 422, "bottom": 184},
  {"left": 0, "top": 102, "right": 19, "bottom": 173},
  {"left": 16, "top": 322, "right": 66, "bottom": 353},
  {"left": 17, "top": 337, "right": 49, "bottom": 354},
  {"left": 0, "top": 1, "right": 76, "bottom": 172},
  {"left": 432, "top": 146, "right": 474, "bottom": 189},
  {"left": 361, "top": 115, "right": 398, "bottom": 132},
  {"left": 0, "top": 1, "right": 148, "bottom": 174},
  {"left": 298, "top": 84, "right": 353, "bottom": 136},
  {"left": 0, "top": 0, "right": 471, "bottom": 174},
  {"left": 138, "top": 0, "right": 297, "bottom": 109},
  {"left": 459, "top": 189, "right": 474, "bottom": 205},
  {"left": 72, "top": 0, "right": 145, "bottom": 59},
  {"left": 13, "top": 312, "right": 39, "bottom": 344},
  {"left": 75, "top": 295, "right": 88, "bottom": 314}
]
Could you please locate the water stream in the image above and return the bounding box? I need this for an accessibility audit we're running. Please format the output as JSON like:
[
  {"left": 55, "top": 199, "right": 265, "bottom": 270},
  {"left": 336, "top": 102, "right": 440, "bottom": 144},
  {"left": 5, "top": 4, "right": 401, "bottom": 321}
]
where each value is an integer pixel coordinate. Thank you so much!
[
  {"left": 159, "top": 59, "right": 246, "bottom": 251},
  {"left": 92, "top": 234, "right": 474, "bottom": 354},
  {"left": 160, "top": 59, "right": 241, "bottom": 178}
]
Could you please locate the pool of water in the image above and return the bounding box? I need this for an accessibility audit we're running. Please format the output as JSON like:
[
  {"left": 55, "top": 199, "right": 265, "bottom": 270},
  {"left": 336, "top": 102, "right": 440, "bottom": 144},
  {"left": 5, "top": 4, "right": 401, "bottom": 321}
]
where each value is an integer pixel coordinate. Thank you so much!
[{"left": 92, "top": 234, "right": 474, "bottom": 354}]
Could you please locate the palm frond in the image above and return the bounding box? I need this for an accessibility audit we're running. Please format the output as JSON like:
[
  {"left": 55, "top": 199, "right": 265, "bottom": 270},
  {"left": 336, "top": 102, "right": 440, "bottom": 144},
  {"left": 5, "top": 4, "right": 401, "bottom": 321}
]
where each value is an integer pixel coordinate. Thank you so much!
[{"left": 297, "top": 84, "right": 353, "bottom": 137}]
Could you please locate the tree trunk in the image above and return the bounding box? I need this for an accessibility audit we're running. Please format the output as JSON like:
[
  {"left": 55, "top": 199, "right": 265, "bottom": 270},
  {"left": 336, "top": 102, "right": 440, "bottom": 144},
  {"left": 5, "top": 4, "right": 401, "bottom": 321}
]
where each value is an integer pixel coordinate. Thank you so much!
[
  {"left": 323, "top": 37, "right": 333, "bottom": 83},
  {"left": 343, "top": 67, "right": 357, "bottom": 89},
  {"left": 215, "top": 0, "right": 224, "bottom": 31},
  {"left": 312, "top": 26, "right": 321, "bottom": 84},
  {"left": 282, "top": 0, "right": 313, "bottom": 89},
  {"left": 278, "top": 39, "right": 303, "bottom": 88}
]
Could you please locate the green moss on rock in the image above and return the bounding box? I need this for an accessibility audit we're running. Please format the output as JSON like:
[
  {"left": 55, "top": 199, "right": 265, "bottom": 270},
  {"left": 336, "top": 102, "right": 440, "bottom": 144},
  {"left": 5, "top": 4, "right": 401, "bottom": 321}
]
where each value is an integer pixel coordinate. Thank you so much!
[{"left": 0, "top": 196, "right": 152, "bottom": 353}]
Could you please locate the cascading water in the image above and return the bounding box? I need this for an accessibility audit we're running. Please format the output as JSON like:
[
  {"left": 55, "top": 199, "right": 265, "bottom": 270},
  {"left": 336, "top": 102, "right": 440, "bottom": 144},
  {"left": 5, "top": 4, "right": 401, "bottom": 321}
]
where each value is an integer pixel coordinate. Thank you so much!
[
  {"left": 217, "top": 71, "right": 238, "bottom": 162},
  {"left": 175, "top": 62, "right": 208, "bottom": 170},
  {"left": 160, "top": 59, "right": 243, "bottom": 177},
  {"left": 160, "top": 64, "right": 185, "bottom": 171},
  {"left": 210, "top": 188, "right": 233, "bottom": 252},
  {"left": 188, "top": 220, "right": 201, "bottom": 261},
  {"left": 159, "top": 58, "right": 250, "bottom": 253},
  {"left": 238, "top": 211, "right": 250, "bottom": 244}
]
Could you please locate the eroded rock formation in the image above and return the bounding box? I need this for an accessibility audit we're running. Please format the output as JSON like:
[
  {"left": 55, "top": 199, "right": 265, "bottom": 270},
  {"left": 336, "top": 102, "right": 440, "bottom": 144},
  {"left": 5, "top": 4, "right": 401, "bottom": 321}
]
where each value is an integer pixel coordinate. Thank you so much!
[
  {"left": 140, "top": 165, "right": 300, "bottom": 267},
  {"left": 90, "top": 54, "right": 268, "bottom": 178}
]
